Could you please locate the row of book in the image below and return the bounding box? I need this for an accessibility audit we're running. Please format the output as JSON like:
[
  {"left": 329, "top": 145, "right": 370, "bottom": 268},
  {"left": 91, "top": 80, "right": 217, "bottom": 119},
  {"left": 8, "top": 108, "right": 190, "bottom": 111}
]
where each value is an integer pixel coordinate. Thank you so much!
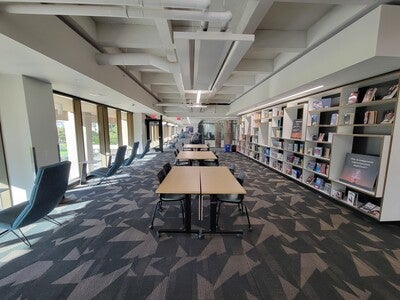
[
  {"left": 306, "top": 160, "right": 330, "bottom": 175},
  {"left": 304, "top": 175, "right": 331, "bottom": 193},
  {"left": 306, "top": 146, "right": 330, "bottom": 158},
  {"left": 285, "top": 167, "right": 302, "bottom": 179},
  {"left": 286, "top": 154, "right": 302, "bottom": 166}
]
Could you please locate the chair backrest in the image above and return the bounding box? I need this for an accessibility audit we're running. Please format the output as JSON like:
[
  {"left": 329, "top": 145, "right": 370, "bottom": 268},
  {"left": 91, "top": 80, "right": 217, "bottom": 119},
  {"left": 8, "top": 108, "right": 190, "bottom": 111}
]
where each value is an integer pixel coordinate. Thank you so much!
[
  {"left": 163, "top": 162, "right": 172, "bottom": 175},
  {"left": 236, "top": 171, "right": 245, "bottom": 186},
  {"left": 123, "top": 141, "right": 139, "bottom": 166},
  {"left": 106, "top": 145, "right": 127, "bottom": 176},
  {"left": 176, "top": 148, "right": 180, "bottom": 154},
  {"left": 138, "top": 139, "right": 151, "bottom": 158},
  {"left": 174, "top": 150, "right": 178, "bottom": 157},
  {"left": 229, "top": 163, "right": 236, "bottom": 174},
  {"left": 14, "top": 161, "right": 71, "bottom": 229},
  {"left": 157, "top": 169, "right": 166, "bottom": 184}
]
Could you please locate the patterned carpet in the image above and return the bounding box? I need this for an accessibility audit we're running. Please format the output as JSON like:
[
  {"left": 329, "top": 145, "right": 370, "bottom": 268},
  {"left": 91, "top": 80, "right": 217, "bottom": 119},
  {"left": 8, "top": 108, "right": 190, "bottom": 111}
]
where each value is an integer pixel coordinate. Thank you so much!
[{"left": 0, "top": 150, "right": 399, "bottom": 299}]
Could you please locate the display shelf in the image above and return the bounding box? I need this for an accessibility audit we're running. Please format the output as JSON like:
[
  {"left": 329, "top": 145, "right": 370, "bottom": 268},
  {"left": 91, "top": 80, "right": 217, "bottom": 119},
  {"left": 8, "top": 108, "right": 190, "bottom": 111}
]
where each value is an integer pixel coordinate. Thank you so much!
[
  {"left": 304, "top": 169, "right": 329, "bottom": 178},
  {"left": 343, "top": 98, "right": 397, "bottom": 108},
  {"left": 304, "top": 154, "right": 330, "bottom": 161},
  {"left": 284, "top": 161, "right": 303, "bottom": 168},
  {"left": 309, "top": 106, "right": 341, "bottom": 113},
  {"left": 305, "top": 140, "right": 332, "bottom": 144},
  {"left": 307, "top": 125, "right": 338, "bottom": 128},
  {"left": 285, "top": 149, "right": 304, "bottom": 156}
]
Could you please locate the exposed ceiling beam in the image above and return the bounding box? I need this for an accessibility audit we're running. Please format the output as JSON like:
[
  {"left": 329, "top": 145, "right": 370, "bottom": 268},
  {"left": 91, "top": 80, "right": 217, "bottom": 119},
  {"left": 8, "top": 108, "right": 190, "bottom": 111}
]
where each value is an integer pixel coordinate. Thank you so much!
[
  {"left": 224, "top": 74, "right": 255, "bottom": 86},
  {"left": 212, "top": 94, "right": 234, "bottom": 100},
  {"left": 235, "top": 0, "right": 274, "bottom": 34},
  {"left": 151, "top": 85, "right": 179, "bottom": 94},
  {"left": 254, "top": 30, "right": 306, "bottom": 51},
  {"left": 157, "top": 93, "right": 182, "bottom": 99},
  {"left": 274, "top": 0, "right": 375, "bottom": 4},
  {"left": 154, "top": 19, "right": 176, "bottom": 62},
  {"left": 142, "top": 72, "right": 175, "bottom": 85},
  {"left": 235, "top": 58, "right": 273, "bottom": 74},
  {"left": 217, "top": 86, "right": 244, "bottom": 94}
]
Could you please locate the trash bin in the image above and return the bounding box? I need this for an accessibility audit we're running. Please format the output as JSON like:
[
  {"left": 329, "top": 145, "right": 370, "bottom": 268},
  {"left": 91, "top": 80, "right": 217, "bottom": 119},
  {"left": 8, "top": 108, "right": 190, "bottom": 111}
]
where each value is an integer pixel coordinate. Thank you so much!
[
  {"left": 224, "top": 144, "right": 231, "bottom": 152},
  {"left": 231, "top": 145, "right": 237, "bottom": 152}
]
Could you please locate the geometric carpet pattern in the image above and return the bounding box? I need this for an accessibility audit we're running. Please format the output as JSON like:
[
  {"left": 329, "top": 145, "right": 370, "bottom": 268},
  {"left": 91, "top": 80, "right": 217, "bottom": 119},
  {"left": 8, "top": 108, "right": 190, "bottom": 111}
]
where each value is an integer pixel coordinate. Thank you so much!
[{"left": 0, "top": 150, "right": 399, "bottom": 299}]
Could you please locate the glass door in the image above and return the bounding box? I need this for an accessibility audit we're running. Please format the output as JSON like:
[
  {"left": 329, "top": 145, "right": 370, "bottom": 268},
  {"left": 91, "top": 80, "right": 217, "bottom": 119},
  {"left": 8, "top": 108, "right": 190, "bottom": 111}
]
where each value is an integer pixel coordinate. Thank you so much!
[{"left": 0, "top": 123, "right": 12, "bottom": 208}]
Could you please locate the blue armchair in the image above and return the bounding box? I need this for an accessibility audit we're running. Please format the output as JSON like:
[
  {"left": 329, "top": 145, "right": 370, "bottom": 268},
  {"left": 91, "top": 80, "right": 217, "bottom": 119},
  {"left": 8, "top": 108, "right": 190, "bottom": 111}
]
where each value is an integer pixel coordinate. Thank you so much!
[
  {"left": 137, "top": 139, "right": 151, "bottom": 159},
  {"left": 0, "top": 161, "right": 71, "bottom": 247},
  {"left": 87, "top": 145, "right": 127, "bottom": 184},
  {"left": 123, "top": 141, "right": 139, "bottom": 166}
]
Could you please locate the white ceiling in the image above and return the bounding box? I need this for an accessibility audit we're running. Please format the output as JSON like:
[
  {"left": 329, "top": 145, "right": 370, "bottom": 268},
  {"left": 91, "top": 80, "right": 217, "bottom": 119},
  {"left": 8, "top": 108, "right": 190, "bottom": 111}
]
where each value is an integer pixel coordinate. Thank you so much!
[{"left": 0, "top": 0, "right": 398, "bottom": 122}]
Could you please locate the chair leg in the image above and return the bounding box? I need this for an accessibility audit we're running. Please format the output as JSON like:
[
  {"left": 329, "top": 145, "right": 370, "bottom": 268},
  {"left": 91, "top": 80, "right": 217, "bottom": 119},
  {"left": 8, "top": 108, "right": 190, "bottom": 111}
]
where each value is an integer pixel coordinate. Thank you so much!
[
  {"left": 179, "top": 200, "right": 185, "bottom": 227},
  {"left": 43, "top": 216, "right": 62, "bottom": 226},
  {"left": 11, "top": 229, "right": 32, "bottom": 247},
  {"left": 149, "top": 201, "right": 161, "bottom": 229},
  {"left": 242, "top": 204, "right": 252, "bottom": 231},
  {"left": 237, "top": 203, "right": 242, "bottom": 213},
  {"left": 216, "top": 202, "right": 222, "bottom": 228}
]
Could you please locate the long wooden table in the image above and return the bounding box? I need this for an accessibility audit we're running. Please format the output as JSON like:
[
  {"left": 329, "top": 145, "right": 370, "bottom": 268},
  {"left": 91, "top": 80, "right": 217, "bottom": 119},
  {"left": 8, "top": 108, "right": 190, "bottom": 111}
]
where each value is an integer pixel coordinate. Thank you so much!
[
  {"left": 177, "top": 151, "right": 217, "bottom": 161},
  {"left": 183, "top": 144, "right": 209, "bottom": 151},
  {"left": 155, "top": 166, "right": 246, "bottom": 236}
]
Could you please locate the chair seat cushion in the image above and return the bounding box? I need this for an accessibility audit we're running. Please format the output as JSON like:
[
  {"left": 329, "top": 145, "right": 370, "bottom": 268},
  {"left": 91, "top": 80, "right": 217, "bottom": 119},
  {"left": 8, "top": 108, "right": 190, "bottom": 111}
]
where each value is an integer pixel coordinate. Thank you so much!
[
  {"left": 88, "top": 167, "right": 109, "bottom": 177},
  {"left": 216, "top": 194, "right": 243, "bottom": 203},
  {"left": 160, "top": 194, "right": 186, "bottom": 201},
  {"left": 0, "top": 202, "right": 28, "bottom": 229}
]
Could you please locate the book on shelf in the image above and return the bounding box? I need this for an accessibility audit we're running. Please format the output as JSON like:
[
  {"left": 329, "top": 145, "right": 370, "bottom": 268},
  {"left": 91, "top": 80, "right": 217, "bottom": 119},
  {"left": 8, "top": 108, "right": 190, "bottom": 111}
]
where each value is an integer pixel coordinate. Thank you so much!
[
  {"left": 326, "top": 164, "right": 330, "bottom": 175},
  {"left": 362, "top": 87, "right": 377, "bottom": 103},
  {"left": 343, "top": 113, "right": 355, "bottom": 125},
  {"left": 330, "top": 113, "right": 338, "bottom": 125},
  {"left": 327, "top": 132, "right": 334, "bottom": 143},
  {"left": 299, "top": 144, "right": 304, "bottom": 154},
  {"left": 320, "top": 163, "right": 327, "bottom": 174},
  {"left": 315, "top": 163, "right": 322, "bottom": 173},
  {"left": 339, "top": 153, "right": 380, "bottom": 191},
  {"left": 286, "top": 154, "right": 294, "bottom": 163},
  {"left": 317, "top": 133, "right": 325, "bottom": 142},
  {"left": 285, "top": 167, "right": 292, "bottom": 175},
  {"left": 314, "top": 177, "right": 325, "bottom": 189},
  {"left": 347, "top": 92, "right": 359, "bottom": 104},
  {"left": 265, "top": 148, "right": 270, "bottom": 157},
  {"left": 346, "top": 191, "right": 358, "bottom": 206},
  {"left": 324, "top": 147, "right": 330, "bottom": 158},
  {"left": 306, "top": 160, "right": 316, "bottom": 170},
  {"left": 322, "top": 98, "right": 332, "bottom": 108},
  {"left": 293, "top": 143, "right": 299, "bottom": 152},
  {"left": 368, "top": 206, "right": 381, "bottom": 218},
  {"left": 305, "top": 175, "right": 315, "bottom": 184},
  {"left": 292, "top": 169, "right": 301, "bottom": 179},
  {"left": 312, "top": 99, "right": 323, "bottom": 110},
  {"left": 332, "top": 189, "right": 344, "bottom": 200},
  {"left": 314, "top": 146, "right": 323, "bottom": 157},
  {"left": 363, "top": 110, "right": 377, "bottom": 124},
  {"left": 382, "top": 84, "right": 398, "bottom": 100},
  {"left": 293, "top": 156, "right": 301, "bottom": 165},
  {"left": 275, "top": 129, "right": 282, "bottom": 138},
  {"left": 323, "top": 183, "right": 331, "bottom": 194},
  {"left": 291, "top": 119, "right": 303, "bottom": 139},
  {"left": 287, "top": 142, "right": 294, "bottom": 151},
  {"left": 381, "top": 110, "right": 395, "bottom": 124},
  {"left": 311, "top": 114, "right": 318, "bottom": 126}
]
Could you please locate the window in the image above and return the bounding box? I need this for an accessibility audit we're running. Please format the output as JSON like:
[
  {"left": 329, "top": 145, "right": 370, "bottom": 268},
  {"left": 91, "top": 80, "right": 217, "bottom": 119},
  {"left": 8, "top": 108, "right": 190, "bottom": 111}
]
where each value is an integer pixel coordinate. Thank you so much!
[
  {"left": 121, "top": 111, "right": 129, "bottom": 146},
  {"left": 108, "top": 108, "right": 119, "bottom": 155},
  {"left": 54, "top": 94, "right": 79, "bottom": 180},
  {"left": 81, "top": 101, "right": 101, "bottom": 172},
  {"left": 0, "top": 123, "right": 11, "bottom": 209}
]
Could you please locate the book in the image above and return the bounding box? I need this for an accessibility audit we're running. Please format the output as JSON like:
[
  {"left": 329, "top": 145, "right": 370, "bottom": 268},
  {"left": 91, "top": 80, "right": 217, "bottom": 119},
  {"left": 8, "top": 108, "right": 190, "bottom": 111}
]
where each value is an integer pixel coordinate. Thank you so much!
[
  {"left": 307, "top": 160, "right": 316, "bottom": 170},
  {"left": 293, "top": 143, "right": 299, "bottom": 153},
  {"left": 339, "top": 153, "right": 380, "bottom": 191},
  {"left": 323, "top": 183, "right": 331, "bottom": 194},
  {"left": 305, "top": 175, "right": 314, "bottom": 184},
  {"left": 346, "top": 191, "right": 358, "bottom": 206},
  {"left": 320, "top": 163, "right": 327, "bottom": 174},
  {"left": 359, "top": 202, "right": 377, "bottom": 212},
  {"left": 315, "top": 163, "right": 321, "bottom": 173},
  {"left": 347, "top": 92, "right": 359, "bottom": 104},
  {"left": 322, "top": 98, "right": 332, "bottom": 108},
  {"left": 299, "top": 144, "right": 304, "bottom": 154},
  {"left": 363, "top": 111, "right": 377, "bottom": 124},
  {"left": 332, "top": 189, "right": 343, "bottom": 200},
  {"left": 343, "top": 113, "right": 355, "bottom": 125},
  {"left": 382, "top": 84, "right": 398, "bottom": 100},
  {"left": 381, "top": 110, "right": 395, "bottom": 124},
  {"left": 330, "top": 113, "right": 338, "bottom": 125},
  {"left": 312, "top": 99, "right": 323, "bottom": 110},
  {"left": 317, "top": 133, "right": 325, "bottom": 142},
  {"left": 324, "top": 147, "right": 330, "bottom": 158},
  {"left": 287, "top": 142, "right": 294, "bottom": 151},
  {"left": 327, "top": 132, "right": 334, "bottom": 143},
  {"left": 368, "top": 206, "right": 381, "bottom": 218},
  {"left": 311, "top": 115, "right": 318, "bottom": 126},
  {"left": 291, "top": 119, "right": 303, "bottom": 139},
  {"left": 314, "top": 177, "right": 324, "bottom": 189},
  {"left": 293, "top": 156, "right": 301, "bottom": 165},
  {"left": 265, "top": 148, "right": 270, "bottom": 157},
  {"left": 314, "top": 147, "right": 323, "bottom": 157},
  {"left": 362, "top": 87, "right": 377, "bottom": 103}
]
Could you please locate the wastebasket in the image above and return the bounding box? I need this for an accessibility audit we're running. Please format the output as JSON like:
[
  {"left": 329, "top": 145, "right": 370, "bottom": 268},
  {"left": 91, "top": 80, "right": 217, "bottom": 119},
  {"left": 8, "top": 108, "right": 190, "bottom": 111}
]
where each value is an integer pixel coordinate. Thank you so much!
[
  {"left": 231, "top": 145, "right": 237, "bottom": 152},
  {"left": 224, "top": 144, "right": 231, "bottom": 152}
]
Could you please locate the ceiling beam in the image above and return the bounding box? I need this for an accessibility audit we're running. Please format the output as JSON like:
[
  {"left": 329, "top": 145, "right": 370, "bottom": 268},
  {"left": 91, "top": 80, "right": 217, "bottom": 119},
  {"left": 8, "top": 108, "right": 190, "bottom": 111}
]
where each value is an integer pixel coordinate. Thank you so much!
[
  {"left": 235, "top": 58, "right": 273, "bottom": 73},
  {"left": 142, "top": 72, "right": 175, "bottom": 85},
  {"left": 157, "top": 93, "right": 182, "bottom": 99},
  {"left": 151, "top": 85, "right": 179, "bottom": 93},
  {"left": 235, "top": 0, "right": 274, "bottom": 34},
  {"left": 224, "top": 74, "right": 255, "bottom": 86},
  {"left": 96, "top": 23, "right": 161, "bottom": 49},
  {"left": 217, "top": 86, "right": 244, "bottom": 94},
  {"left": 154, "top": 19, "right": 176, "bottom": 62},
  {"left": 274, "top": 0, "right": 374, "bottom": 4},
  {"left": 254, "top": 30, "right": 306, "bottom": 51}
]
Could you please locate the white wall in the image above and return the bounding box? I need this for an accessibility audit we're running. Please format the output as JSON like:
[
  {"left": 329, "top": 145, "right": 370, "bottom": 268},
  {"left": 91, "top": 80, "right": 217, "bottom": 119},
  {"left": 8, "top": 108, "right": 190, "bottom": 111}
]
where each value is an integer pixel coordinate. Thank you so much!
[
  {"left": 134, "top": 113, "right": 147, "bottom": 153},
  {"left": 0, "top": 75, "right": 35, "bottom": 203}
]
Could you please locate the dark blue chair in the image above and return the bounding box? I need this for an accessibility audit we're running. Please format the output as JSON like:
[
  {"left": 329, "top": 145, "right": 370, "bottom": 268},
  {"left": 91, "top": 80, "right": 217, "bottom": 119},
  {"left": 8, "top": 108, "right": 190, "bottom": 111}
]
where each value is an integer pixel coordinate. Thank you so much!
[
  {"left": 0, "top": 161, "right": 71, "bottom": 247},
  {"left": 137, "top": 139, "right": 151, "bottom": 159},
  {"left": 123, "top": 141, "right": 139, "bottom": 166},
  {"left": 87, "top": 145, "right": 127, "bottom": 184}
]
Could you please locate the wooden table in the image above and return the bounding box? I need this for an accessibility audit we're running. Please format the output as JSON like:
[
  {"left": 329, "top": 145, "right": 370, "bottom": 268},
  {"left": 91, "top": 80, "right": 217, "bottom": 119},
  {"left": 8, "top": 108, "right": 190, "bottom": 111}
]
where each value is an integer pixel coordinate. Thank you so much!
[
  {"left": 183, "top": 144, "right": 209, "bottom": 151},
  {"left": 200, "top": 166, "right": 246, "bottom": 235},
  {"left": 155, "top": 167, "right": 201, "bottom": 235},
  {"left": 177, "top": 151, "right": 217, "bottom": 162}
]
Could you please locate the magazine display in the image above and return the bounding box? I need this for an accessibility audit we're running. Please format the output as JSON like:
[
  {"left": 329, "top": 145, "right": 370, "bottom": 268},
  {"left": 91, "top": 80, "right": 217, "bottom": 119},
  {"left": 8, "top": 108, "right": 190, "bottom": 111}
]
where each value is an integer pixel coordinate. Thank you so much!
[
  {"left": 291, "top": 119, "right": 303, "bottom": 139},
  {"left": 381, "top": 110, "right": 395, "bottom": 124},
  {"left": 362, "top": 87, "right": 377, "bottom": 103},
  {"left": 339, "top": 153, "right": 380, "bottom": 191},
  {"left": 347, "top": 92, "right": 358, "bottom": 104},
  {"left": 382, "top": 84, "right": 398, "bottom": 100},
  {"left": 343, "top": 113, "right": 355, "bottom": 125},
  {"left": 346, "top": 191, "right": 358, "bottom": 206}
]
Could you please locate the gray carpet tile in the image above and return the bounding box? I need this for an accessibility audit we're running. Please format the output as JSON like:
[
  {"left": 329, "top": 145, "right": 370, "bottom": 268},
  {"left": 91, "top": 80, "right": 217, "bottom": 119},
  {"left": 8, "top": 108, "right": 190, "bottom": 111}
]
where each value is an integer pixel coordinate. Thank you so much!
[{"left": 0, "top": 150, "right": 399, "bottom": 299}]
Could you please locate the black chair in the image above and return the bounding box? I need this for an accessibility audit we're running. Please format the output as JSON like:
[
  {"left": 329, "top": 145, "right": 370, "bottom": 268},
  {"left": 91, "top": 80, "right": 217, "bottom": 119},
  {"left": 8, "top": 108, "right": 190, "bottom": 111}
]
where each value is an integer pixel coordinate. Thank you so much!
[
  {"left": 174, "top": 150, "right": 190, "bottom": 166},
  {"left": 149, "top": 169, "right": 185, "bottom": 229},
  {"left": 87, "top": 145, "right": 127, "bottom": 184},
  {"left": 137, "top": 139, "right": 151, "bottom": 159},
  {"left": 229, "top": 163, "right": 236, "bottom": 174},
  {"left": 163, "top": 162, "right": 172, "bottom": 175},
  {"left": 199, "top": 153, "right": 219, "bottom": 166},
  {"left": 0, "top": 161, "right": 71, "bottom": 246},
  {"left": 216, "top": 171, "right": 252, "bottom": 231},
  {"left": 123, "top": 141, "right": 139, "bottom": 166}
]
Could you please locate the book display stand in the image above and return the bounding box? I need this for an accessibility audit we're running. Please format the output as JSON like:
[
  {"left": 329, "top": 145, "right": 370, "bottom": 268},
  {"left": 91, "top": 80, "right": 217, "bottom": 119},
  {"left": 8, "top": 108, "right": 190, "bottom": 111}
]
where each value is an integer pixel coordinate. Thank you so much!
[{"left": 237, "top": 72, "right": 400, "bottom": 221}]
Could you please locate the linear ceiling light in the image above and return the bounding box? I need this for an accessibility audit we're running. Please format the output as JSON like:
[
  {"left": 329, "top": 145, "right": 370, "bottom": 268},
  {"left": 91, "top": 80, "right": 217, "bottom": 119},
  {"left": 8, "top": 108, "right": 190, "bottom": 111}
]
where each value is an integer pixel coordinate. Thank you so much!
[
  {"left": 237, "top": 85, "right": 324, "bottom": 115},
  {"left": 196, "top": 90, "right": 202, "bottom": 104}
]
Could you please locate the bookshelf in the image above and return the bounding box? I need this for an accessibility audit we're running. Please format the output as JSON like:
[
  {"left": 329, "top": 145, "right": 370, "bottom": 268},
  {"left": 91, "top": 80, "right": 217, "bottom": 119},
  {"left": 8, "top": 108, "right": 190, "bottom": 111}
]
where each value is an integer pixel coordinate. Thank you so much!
[{"left": 237, "top": 72, "right": 400, "bottom": 221}]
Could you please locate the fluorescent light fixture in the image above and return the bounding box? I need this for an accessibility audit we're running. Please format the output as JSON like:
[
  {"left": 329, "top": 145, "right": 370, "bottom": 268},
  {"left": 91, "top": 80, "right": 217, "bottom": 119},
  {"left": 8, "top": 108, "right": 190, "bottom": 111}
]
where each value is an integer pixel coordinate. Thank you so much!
[
  {"left": 167, "top": 122, "right": 174, "bottom": 126},
  {"left": 187, "top": 117, "right": 191, "bottom": 124},
  {"left": 196, "top": 90, "right": 202, "bottom": 104},
  {"left": 238, "top": 85, "right": 324, "bottom": 115},
  {"left": 162, "top": 121, "right": 167, "bottom": 125},
  {"left": 188, "top": 104, "right": 207, "bottom": 108}
]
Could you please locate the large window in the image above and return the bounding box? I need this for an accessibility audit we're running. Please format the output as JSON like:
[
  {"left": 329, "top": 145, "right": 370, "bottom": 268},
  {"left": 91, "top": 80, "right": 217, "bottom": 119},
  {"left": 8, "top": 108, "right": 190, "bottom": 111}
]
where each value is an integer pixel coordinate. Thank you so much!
[
  {"left": 81, "top": 101, "right": 101, "bottom": 171},
  {"left": 108, "top": 108, "right": 119, "bottom": 155},
  {"left": 121, "top": 111, "right": 129, "bottom": 146},
  {"left": 54, "top": 94, "right": 79, "bottom": 180}
]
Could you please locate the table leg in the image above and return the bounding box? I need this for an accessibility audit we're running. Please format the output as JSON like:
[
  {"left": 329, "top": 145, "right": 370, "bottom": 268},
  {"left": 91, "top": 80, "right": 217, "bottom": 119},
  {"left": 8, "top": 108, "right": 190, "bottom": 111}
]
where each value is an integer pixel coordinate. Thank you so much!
[{"left": 80, "top": 163, "right": 88, "bottom": 184}]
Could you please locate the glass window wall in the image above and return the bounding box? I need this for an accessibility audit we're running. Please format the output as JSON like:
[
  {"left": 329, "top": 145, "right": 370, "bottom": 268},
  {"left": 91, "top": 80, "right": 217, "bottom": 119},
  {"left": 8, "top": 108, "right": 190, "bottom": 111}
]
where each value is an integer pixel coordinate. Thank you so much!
[
  {"left": 108, "top": 108, "right": 119, "bottom": 155},
  {"left": 81, "top": 101, "right": 101, "bottom": 171}
]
